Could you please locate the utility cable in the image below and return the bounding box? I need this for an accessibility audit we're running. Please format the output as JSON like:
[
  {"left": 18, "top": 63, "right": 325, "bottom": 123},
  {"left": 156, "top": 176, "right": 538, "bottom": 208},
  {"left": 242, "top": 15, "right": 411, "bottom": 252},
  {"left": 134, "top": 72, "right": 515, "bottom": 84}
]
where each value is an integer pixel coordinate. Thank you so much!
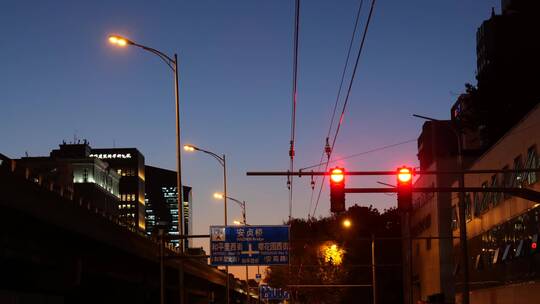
[
  {"left": 308, "top": 0, "right": 365, "bottom": 217},
  {"left": 302, "top": 139, "right": 417, "bottom": 171},
  {"left": 289, "top": 0, "right": 301, "bottom": 222},
  {"left": 312, "top": 0, "right": 377, "bottom": 217}
]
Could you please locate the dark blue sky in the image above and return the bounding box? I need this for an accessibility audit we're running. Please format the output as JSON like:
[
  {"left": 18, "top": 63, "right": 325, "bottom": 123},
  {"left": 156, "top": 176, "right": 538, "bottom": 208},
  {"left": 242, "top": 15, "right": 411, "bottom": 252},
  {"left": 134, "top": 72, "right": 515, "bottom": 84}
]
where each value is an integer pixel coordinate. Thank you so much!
[{"left": 1, "top": 0, "right": 498, "bottom": 255}]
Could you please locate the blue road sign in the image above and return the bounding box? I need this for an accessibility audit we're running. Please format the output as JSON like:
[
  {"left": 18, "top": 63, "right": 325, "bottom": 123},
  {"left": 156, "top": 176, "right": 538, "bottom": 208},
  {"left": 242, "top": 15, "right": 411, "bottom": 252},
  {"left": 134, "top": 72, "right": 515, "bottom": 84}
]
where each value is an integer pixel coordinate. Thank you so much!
[
  {"left": 259, "top": 285, "right": 290, "bottom": 300},
  {"left": 210, "top": 225, "right": 289, "bottom": 266}
]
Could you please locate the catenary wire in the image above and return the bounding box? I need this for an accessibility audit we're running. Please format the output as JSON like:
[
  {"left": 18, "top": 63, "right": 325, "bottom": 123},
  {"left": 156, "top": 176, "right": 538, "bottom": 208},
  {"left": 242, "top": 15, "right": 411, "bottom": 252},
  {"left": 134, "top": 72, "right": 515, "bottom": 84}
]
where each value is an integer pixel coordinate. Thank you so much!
[
  {"left": 312, "top": 0, "right": 377, "bottom": 217},
  {"left": 302, "top": 139, "right": 417, "bottom": 171},
  {"left": 308, "top": 0, "right": 365, "bottom": 218}
]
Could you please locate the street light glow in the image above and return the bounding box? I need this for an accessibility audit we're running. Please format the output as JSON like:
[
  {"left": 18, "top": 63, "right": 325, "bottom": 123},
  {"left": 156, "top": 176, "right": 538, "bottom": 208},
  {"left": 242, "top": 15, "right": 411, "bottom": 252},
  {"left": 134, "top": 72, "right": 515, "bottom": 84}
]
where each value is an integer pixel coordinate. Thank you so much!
[
  {"left": 233, "top": 220, "right": 242, "bottom": 225},
  {"left": 213, "top": 192, "right": 224, "bottom": 200},
  {"left": 321, "top": 243, "right": 344, "bottom": 266},
  {"left": 343, "top": 219, "right": 352, "bottom": 228},
  {"left": 108, "top": 35, "right": 129, "bottom": 47},
  {"left": 183, "top": 145, "right": 196, "bottom": 152}
]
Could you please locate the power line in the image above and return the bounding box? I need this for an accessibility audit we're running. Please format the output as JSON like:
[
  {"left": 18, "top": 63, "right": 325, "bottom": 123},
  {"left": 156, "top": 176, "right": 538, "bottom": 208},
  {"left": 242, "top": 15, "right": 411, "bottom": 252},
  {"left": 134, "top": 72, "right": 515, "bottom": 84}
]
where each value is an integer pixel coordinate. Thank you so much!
[
  {"left": 308, "top": 0, "right": 365, "bottom": 218},
  {"left": 302, "top": 139, "right": 417, "bottom": 171},
  {"left": 312, "top": 0, "right": 377, "bottom": 217},
  {"left": 289, "top": 0, "right": 301, "bottom": 221}
]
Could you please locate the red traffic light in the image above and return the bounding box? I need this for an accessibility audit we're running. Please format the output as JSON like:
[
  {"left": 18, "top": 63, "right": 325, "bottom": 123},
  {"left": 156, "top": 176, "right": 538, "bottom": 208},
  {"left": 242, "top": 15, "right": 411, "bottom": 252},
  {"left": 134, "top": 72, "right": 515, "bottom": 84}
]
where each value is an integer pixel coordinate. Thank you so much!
[
  {"left": 329, "top": 167, "right": 345, "bottom": 213},
  {"left": 396, "top": 166, "right": 413, "bottom": 211},
  {"left": 397, "top": 167, "right": 413, "bottom": 183},
  {"left": 330, "top": 168, "right": 345, "bottom": 183}
]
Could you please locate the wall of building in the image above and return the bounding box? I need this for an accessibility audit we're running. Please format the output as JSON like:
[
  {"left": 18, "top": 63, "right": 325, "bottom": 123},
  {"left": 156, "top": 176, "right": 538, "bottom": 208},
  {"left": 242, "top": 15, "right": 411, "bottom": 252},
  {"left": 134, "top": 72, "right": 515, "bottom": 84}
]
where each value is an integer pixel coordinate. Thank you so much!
[{"left": 452, "top": 104, "right": 540, "bottom": 303}]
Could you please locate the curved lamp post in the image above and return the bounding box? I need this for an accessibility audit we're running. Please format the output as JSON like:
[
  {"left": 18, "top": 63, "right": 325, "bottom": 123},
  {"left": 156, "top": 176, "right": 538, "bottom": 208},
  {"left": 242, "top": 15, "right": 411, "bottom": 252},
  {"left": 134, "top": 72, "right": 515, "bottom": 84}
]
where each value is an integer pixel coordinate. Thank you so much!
[
  {"left": 214, "top": 193, "right": 250, "bottom": 304},
  {"left": 108, "top": 34, "right": 184, "bottom": 304},
  {"left": 184, "top": 144, "right": 230, "bottom": 304}
]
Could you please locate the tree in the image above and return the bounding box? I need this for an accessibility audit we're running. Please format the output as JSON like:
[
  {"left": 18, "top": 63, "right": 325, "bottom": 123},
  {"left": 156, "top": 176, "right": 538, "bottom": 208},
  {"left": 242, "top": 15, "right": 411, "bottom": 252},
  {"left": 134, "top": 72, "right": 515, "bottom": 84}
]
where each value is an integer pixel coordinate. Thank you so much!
[{"left": 264, "top": 205, "right": 403, "bottom": 303}]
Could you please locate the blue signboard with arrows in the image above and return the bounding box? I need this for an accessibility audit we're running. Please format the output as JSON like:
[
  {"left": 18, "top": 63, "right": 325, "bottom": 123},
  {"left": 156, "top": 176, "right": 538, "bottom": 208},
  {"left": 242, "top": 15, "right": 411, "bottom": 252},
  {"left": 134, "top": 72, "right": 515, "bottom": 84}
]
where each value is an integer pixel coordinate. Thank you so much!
[{"left": 209, "top": 225, "right": 289, "bottom": 266}]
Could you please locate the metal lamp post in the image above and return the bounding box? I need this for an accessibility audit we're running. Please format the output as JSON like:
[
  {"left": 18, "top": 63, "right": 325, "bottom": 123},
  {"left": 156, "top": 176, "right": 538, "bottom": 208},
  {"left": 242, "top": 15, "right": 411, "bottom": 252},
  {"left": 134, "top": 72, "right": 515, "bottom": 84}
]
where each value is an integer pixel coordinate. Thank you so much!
[
  {"left": 184, "top": 144, "right": 230, "bottom": 304},
  {"left": 108, "top": 34, "right": 185, "bottom": 304},
  {"left": 219, "top": 194, "right": 250, "bottom": 304}
]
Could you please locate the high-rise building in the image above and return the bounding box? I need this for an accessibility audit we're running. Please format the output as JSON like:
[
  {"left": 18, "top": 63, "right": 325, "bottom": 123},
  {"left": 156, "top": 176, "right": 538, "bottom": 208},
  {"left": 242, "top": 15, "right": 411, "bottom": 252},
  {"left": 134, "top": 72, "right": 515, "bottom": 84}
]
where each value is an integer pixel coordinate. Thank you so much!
[
  {"left": 468, "top": 0, "right": 540, "bottom": 146},
  {"left": 145, "top": 165, "right": 192, "bottom": 248},
  {"left": 90, "top": 148, "right": 145, "bottom": 231}
]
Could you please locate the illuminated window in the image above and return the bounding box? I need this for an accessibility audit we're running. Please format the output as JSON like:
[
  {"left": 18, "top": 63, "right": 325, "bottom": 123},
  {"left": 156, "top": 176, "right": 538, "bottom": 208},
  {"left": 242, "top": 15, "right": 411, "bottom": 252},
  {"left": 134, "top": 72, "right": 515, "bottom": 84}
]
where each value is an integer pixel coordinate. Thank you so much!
[
  {"left": 490, "top": 174, "right": 501, "bottom": 206},
  {"left": 451, "top": 206, "right": 458, "bottom": 230},
  {"left": 513, "top": 155, "right": 524, "bottom": 188},
  {"left": 502, "top": 165, "right": 511, "bottom": 200},
  {"left": 525, "top": 146, "right": 538, "bottom": 185},
  {"left": 480, "top": 181, "right": 490, "bottom": 213},
  {"left": 465, "top": 193, "right": 472, "bottom": 221}
]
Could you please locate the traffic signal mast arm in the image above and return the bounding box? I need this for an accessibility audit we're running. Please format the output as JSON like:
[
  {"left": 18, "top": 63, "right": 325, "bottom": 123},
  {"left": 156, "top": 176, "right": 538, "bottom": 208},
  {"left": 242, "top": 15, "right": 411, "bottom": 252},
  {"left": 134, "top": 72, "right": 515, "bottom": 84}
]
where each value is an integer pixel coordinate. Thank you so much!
[
  {"left": 247, "top": 168, "right": 540, "bottom": 176},
  {"left": 247, "top": 168, "right": 540, "bottom": 204}
]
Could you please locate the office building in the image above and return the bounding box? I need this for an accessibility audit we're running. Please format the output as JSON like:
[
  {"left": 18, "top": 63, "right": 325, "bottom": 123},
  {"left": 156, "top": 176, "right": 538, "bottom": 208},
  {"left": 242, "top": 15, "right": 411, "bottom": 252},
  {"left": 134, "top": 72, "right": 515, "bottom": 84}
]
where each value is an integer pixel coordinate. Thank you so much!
[
  {"left": 452, "top": 0, "right": 540, "bottom": 149},
  {"left": 90, "top": 148, "right": 145, "bottom": 230},
  {"left": 145, "top": 165, "right": 193, "bottom": 248},
  {"left": 15, "top": 142, "right": 121, "bottom": 215}
]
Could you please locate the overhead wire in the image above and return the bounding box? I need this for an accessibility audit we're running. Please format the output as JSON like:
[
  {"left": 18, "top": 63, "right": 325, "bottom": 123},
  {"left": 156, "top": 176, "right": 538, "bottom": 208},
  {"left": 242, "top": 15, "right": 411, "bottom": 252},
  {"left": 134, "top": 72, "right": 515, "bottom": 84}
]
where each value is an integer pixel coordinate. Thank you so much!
[
  {"left": 312, "top": 0, "right": 377, "bottom": 218},
  {"left": 308, "top": 0, "right": 365, "bottom": 217},
  {"left": 289, "top": 0, "right": 301, "bottom": 222},
  {"left": 302, "top": 139, "right": 417, "bottom": 171}
]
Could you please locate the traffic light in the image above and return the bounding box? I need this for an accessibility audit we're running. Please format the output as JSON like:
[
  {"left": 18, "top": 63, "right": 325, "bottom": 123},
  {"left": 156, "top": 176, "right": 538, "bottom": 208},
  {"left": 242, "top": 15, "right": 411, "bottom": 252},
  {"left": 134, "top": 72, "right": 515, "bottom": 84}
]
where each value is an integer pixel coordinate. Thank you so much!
[
  {"left": 330, "top": 167, "right": 345, "bottom": 213},
  {"left": 396, "top": 166, "right": 413, "bottom": 211}
]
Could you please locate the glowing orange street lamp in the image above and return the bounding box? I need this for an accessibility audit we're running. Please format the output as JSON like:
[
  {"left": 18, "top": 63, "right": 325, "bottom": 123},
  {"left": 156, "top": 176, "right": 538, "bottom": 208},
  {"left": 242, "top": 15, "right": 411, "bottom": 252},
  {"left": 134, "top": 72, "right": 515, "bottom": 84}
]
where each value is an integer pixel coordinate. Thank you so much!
[
  {"left": 108, "top": 35, "right": 131, "bottom": 47},
  {"left": 183, "top": 145, "right": 196, "bottom": 152},
  {"left": 213, "top": 192, "right": 224, "bottom": 200},
  {"left": 342, "top": 219, "right": 352, "bottom": 228}
]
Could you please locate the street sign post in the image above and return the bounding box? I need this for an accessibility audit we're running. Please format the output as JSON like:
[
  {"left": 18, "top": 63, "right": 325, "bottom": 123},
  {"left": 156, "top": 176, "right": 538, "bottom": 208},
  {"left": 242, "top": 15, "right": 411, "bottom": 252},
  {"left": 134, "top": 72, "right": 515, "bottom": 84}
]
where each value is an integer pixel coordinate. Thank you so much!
[
  {"left": 259, "top": 285, "right": 290, "bottom": 301},
  {"left": 210, "top": 225, "right": 290, "bottom": 266}
]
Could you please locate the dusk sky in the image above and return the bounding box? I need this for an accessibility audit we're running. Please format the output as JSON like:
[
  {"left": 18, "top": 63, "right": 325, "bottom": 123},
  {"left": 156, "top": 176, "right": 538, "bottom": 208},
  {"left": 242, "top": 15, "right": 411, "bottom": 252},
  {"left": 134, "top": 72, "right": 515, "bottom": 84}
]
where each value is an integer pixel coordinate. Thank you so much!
[{"left": 1, "top": 0, "right": 499, "bottom": 275}]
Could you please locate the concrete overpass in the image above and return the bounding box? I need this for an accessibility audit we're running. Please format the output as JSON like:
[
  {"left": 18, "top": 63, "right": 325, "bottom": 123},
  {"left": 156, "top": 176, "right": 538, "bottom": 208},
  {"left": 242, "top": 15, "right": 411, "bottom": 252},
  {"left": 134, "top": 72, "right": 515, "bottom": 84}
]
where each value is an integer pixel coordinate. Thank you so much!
[{"left": 0, "top": 161, "right": 250, "bottom": 304}]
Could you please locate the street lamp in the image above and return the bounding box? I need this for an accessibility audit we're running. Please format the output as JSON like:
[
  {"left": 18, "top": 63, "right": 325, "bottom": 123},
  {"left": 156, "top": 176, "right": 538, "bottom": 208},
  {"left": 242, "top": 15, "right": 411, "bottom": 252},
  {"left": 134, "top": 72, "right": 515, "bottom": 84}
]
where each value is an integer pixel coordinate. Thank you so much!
[
  {"left": 108, "top": 34, "right": 184, "bottom": 304},
  {"left": 213, "top": 193, "right": 246, "bottom": 225},
  {"left": 184, "top": 144, "right": 230, "bottom": 303},
  {"left": 342, "top": 219, "right": 352, "bottom": 228},
  {"left": 213, "top": 193, "right": 250, "bottom": 304}
]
